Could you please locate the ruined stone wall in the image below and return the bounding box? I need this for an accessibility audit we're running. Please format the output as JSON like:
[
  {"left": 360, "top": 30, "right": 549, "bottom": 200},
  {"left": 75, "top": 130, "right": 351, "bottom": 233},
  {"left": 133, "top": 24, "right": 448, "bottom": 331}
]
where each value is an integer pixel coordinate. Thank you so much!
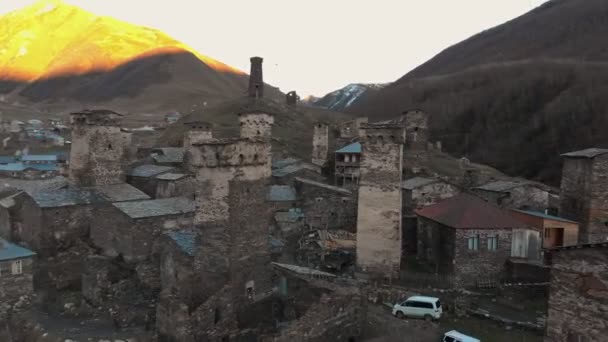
[
  {"left": 156, "top": 177, "right": 195, "bottom": 199},
  {"left": 69, "top": 123, "right": 132, "bottom": 187},
  {"left": 294, "top": 181, "right": 357, "bottom": 232},
  {"left": 560, "top": 155, "right": 608, "bottom": 243},
  {"left": 545, "top": 247, "right": 608, "bottom": 342},
  {"left": 453, "top": 228, "right": 513, "bottom": 286},
  {"left": 510, "top": 186, "right": 550, "bottom": 211},
  {"left": 356, "top": 125, "right": 405, "bottom": 277},
  {"left": 311, "top": 123, "right": 329, "bottom": 167},
  {"left": 0, "top": 257, "right": 34, "bottom": 304}
]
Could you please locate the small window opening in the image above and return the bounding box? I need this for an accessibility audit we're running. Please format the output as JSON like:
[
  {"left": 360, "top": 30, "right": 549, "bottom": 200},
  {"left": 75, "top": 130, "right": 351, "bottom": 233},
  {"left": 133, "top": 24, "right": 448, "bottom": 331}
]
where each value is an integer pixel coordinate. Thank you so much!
[
  {"left": 414, "top": 127, "right": 419, "bottom": 132},
  {"left": 378, "top": 135, "right": 384, "bottom": 143},
  {"left": 256, "top": 130, "right": 261, "bottom": 136},
  {"left": 238, "top": 154, "right": 244, "bottom": 164},
  {"left": 253, "top": 154, "right": 259, "bottom": 162},
  {"left": 246, "top": 280, "right": 255, "bottom": 300},
  {"left": 108, "top": 143, "right": 113, "bottom": 150},
  {"left": 214, "top": 308, "right": 221, "bottom": 324}
]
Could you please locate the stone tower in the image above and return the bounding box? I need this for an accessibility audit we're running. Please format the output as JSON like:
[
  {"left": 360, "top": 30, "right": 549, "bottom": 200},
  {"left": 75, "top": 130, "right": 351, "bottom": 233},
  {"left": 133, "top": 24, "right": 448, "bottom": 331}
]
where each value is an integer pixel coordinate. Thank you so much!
[
  {"left": 403, "top": 109, "right": 429, "bottom": 175},
  {"left": 181, "top": 111, "right": 274, "bottom": 340},
  {"left": 69, "top": 109, "right": 132, "bottom": 187},
  {"left": 286, "top": 91, "right": 298, "bottom": 106},
  {"left": 559, "top": 148, "right": 608, "bottom": 243},
  {"left": 311, "top": 122, "right": 329, "bottom": 167},
  {"left": 356, "top": 122, "right": 406, "bottom": 278},
  {"left": 238, "top": 112, "right": 274, "bottom": 141},
  {"left": 248, "top": 56, "right": 264, "bottom": 98},
  {"left": 183, "top": 120, "right": 213, "bottom": 147}
]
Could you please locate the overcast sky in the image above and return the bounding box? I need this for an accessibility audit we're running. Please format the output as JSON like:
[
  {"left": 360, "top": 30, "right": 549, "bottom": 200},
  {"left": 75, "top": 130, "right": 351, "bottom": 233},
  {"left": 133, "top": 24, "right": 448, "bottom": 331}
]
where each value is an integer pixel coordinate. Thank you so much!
[{"left": 1, "top": 0, "right": 549, "bottom": 97}]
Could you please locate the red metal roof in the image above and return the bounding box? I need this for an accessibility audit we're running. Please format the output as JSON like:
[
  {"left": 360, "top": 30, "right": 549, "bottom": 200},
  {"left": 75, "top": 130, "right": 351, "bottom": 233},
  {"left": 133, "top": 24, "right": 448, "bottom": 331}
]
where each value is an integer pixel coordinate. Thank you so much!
[{"left": 415, "top": 193, "right": 527, "bottom": 229}]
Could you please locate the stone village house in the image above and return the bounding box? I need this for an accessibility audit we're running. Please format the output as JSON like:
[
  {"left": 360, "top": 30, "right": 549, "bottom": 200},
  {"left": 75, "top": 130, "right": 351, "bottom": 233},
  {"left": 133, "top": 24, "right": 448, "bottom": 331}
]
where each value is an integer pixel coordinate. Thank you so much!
[
  {"left": 0, "top": 238, "right": 35, "bottom": 304},
  {"left": 472, "top": 180, "right": 555, "bottom": 213},
  {"left": 415, "top": 193, "right": 528, "bottom": 286}
]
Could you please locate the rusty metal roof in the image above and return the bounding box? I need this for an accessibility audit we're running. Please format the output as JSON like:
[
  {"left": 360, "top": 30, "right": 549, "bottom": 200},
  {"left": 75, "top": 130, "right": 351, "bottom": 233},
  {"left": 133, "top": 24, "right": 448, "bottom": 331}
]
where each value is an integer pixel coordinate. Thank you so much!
[{"left": 415, "top": 193, "right": 527, "bottom": 229}]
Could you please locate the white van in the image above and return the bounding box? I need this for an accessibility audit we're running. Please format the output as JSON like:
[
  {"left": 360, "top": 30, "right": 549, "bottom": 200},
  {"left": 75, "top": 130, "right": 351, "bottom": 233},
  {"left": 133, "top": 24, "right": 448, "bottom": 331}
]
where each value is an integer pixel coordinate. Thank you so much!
[
  {"left": 391, "top": 295, "right": 442, "bottom": 320},
  {"left": 442, "top": 330, "right": 480, "bottom": 342}
]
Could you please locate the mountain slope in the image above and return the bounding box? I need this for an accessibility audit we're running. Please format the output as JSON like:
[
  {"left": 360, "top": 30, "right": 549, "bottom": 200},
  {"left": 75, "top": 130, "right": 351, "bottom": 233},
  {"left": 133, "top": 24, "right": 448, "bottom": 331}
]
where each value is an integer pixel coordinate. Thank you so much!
[
  {"left": 350, "top": 0, "right": 608, "bottom": 185},
  {"left": 312, "top": 83, "right": 385, "bottom": 111},
  {"left": 0, "top": 0, "right": 282, "bottom": 115}
]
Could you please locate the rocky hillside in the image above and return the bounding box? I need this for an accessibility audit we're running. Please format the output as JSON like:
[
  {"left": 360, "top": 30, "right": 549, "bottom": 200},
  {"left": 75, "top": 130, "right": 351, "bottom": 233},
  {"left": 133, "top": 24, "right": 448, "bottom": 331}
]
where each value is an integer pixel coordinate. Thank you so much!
[
  {"left": 349, "top": 0, "right": 608, "bottom": 185},
  {"left": 312, "top": 83, "right": 386, "bottom": 111},
  {"left": 0, "top": 0, "right": 282, "bottom": 119}
]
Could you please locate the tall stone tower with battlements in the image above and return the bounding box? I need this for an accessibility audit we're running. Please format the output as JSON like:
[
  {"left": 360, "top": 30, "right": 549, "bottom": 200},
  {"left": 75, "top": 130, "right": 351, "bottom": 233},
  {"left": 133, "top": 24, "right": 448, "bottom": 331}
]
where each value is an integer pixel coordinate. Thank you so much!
[
  {"left": 402, "top": 109, "right": 429, "bottom": 176},
  {"left": 356, "top": 121, "right": 406, "bottom": 278},
  {"left": 68, "top": 109, "right": 132, "bottom": 187},
  {"left": 248, "top": 57, "right": 264, "bottom": 98}
]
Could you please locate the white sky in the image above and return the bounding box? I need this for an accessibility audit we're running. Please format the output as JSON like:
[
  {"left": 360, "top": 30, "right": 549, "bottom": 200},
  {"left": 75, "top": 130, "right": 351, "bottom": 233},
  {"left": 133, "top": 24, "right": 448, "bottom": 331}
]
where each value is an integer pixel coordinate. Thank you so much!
[{"left": 1, "top": 0, "right": 549, "bottom": 97}]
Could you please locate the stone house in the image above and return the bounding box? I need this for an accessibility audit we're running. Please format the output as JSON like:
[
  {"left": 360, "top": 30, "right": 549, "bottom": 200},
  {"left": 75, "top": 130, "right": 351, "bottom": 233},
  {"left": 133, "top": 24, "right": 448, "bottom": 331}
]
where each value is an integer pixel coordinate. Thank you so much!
[
  {"left": 90, "top": 197, "right": 195, "bottom": 262},
  {"left": 510, "top": 209, "right": 579, "bottom": 249},
  {"left": 472, "top": 180, "right": 554, "bottom": 212},
  {"left": 294, "top": 177, "right": 356, "bottom": 232},
  {"left": 334, "top": 142, "right": 361, "bottom": 188},
  {"left": 127, "top": 164, "right": 176, "bottom": 198},
  {"left": 401, "top": 176, "right": 460, "bottom": 256},
  {"left": 155, "top": 173, "right": 194, "bottom": 199},
  {"left": 416, "top": 193, "right": 527, "bottom": 286},
  {"left": 267, "top": 184, "right": 297, "bottom": 211},
  {"left": 544, "top": 242, "right": 608, "bottom": 342},
  {"left": 559, "top": 148, "right": 608, "bottom": 244},
  {"left": 0, "top": 238, "right": 36, "bottom": 304}
]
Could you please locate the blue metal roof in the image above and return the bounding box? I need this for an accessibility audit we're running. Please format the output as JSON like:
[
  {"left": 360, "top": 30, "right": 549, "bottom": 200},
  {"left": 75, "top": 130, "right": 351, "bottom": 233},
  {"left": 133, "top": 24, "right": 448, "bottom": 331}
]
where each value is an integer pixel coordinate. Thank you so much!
[
  {"left": 0, "top": 156, "right": 17, "bottom": 164},
  {"left": 0, "top": 239, "right": 36, "bottom": 261},
  {"left": 22, "top": 155, "right": 58, "bottom": 162},
  {"left": 0, "top": 163, "right": 58, "bottom": 172},
  {"left": 166, "top": 230, "right": 199, "bottom": 257},
  {"left": 267, "top": 185, "right": 297, "bottom": 202},
  {"left": 336, "top": 142, "right": 361, "bottom": 154},
  {"left": 514, "top": 209, "right": 579, "bottom": 224}
]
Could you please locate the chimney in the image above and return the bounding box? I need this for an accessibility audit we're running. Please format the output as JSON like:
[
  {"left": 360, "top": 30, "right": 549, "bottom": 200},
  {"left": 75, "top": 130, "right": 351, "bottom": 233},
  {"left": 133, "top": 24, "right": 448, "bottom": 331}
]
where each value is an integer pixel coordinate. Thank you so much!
[{"left": 248, "top": 57, "right": 264, "bottom": 99}]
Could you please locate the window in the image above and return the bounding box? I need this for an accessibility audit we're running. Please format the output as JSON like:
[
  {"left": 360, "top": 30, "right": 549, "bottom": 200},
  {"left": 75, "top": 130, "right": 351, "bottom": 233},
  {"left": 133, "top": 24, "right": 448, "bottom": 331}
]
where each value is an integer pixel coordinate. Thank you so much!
[
  {"left": 245, "top": 280, "right": 255, "bottom": 300},
  {"left": 12, "top": 260, "right": 22, "bottom": 275},
  {"left": 214, "top": 308, "right": 221, "bottom": 324},
  {"left": 405, "top": 301, "right": 434, "bottom": 309},
  {"left": 467, "top": 235, "right": 479, "bottom": 251},
  {"left": 487, "top": 235, "right": 498, "bottom": 251}
]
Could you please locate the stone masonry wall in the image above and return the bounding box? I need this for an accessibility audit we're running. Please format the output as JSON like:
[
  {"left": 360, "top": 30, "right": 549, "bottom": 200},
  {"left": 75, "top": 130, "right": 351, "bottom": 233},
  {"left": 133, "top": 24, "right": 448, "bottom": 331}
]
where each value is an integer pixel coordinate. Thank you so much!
[
  {"left": 295, "top": 180, "right": 357, "bottom": 232},
  {"left": 588, "top": 155, "right": 608, "bottom": 243},
  {"left": 545, "top": 247, "right": 608, "bottom": 342},
  {"left": 356, "top": 124, "right": 404, "bottom": 278},
  {"left": 453, "top": 228, "right": 513, "bottom": 286},
  {"left": 403, "top": 110, "right": 429, "bottom": 175},
  {"left": 311, "top": 123, "right": 329, "bottom": 167},
  {"left": 0, "top": 257, "right": 34, "bottom": 304}
]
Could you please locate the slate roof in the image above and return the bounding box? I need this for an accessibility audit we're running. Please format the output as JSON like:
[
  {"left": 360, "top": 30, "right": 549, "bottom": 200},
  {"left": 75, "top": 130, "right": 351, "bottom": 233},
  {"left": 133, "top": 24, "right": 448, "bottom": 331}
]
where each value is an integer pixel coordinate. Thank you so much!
[
  {"left": 267, "top": 185, "right": 297, "bottom": 202},
  {"left": 294, "top": 177, "right": 352, "bottom": 195},
  {"left": 336, "top": 142, "right": 361, "bottom": 154},
  {"left": 166, "top": 230, "right": 199, "bottom": 257},
  {"left": 32, "top": 188, "right": 106, "bottom": 208},
  {"left": 513, "top": 209, "right": 579, "bottom": 224},
  {"left": 151, "top": 147, "right": 185, "bottom": 164},
  {"left": 415, "top": 193, "right": 527, "bottom": 229},
  {"left": 0, "top": 239, "right": 36, "bottom": 261},
  {"left": 112, "top": 197, "right": 195, "bottom": 219},
  {"left": 272, "top": 158, "right": 300, "bottom": 170},
  {"left": 155, "top": 173, "right": 189, "bottom": 181},
  {"left": 272, "top": 163, "right": 320, "bottom": 178},
  {"left": 92, "top": 184, "right": 151, "bottom": 203},
  {"left": 475, "top": 180, "right": 534, "bottom": 193},
  {"left": 0, "top": 176, "right": 68, "bottom": 195},
  {"left": 128, "top": 164, "right": 175, "bottom": 178},
  {"left": 561, "top": 148, "right": 608, "bottom": 159},
  {"left": 402, "top": 177, "right": 440, "bottom": 190}
]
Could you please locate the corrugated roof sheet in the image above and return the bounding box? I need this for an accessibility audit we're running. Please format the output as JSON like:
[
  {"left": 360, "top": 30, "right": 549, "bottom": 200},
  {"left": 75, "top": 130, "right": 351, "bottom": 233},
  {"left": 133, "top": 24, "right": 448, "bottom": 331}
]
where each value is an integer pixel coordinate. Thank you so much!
[
  {"left": 113, "top": 197, "right": 194, "bottom": 219},
  {"left": 22, "top": 155, "right": 58, "bottom": 162},
  {"left": 0, "top": 156, "right": 17, "bottom": 164},
  {"left": 416, "top": 193, "right": 527, "bottom": 229},
  {"left": 513, "top": 209, "right": 579, "bottom": 224},
  {"left": 267, "top": 185, "right": 297, "bottom": 202},
  {"left": 336, "top": 142, "right": 361, "bottom": 154},
  {"left": 272, "top": 163, "right": 320, "bottom": 178},
  {"left": 32, "top": 188, "right": 105, "bottom": 208},
  {"left": 92, "top": 184, "right": 151, "bottom": 203},
  {"left": 561, "top": 148, "right": 608, "bottom": 159},
  {"left": 155, "top": 173, "right": 189, "bottom": 181},
  {"left": 402, "top": 177, "right": 439, "bottom": 190},
  {"left": 166, "top": 230, "right": 199, "bottom": 256},
  {"left": 128, "top": 164, "right": 175, "bottom": 178},
  {"left": 0, "top": 239, "right": 36, "bottom": 261}
]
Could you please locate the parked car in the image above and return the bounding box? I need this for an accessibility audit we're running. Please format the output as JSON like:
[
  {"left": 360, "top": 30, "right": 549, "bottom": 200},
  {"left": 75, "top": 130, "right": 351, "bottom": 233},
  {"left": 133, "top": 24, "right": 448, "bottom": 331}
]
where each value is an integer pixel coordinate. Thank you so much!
[
  {"left": 392, "top": 295, "right": 442, "bottom": 320},
  {"left": 442, "top": 330, "right": 480, "bottom": 342}
]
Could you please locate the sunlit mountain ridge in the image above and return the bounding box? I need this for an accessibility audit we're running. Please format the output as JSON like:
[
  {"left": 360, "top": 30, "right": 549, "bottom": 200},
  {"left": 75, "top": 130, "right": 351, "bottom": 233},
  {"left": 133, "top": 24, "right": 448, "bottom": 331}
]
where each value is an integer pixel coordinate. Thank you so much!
[{"left": 0, "top": 0, "right": 242, "bottom": 82}]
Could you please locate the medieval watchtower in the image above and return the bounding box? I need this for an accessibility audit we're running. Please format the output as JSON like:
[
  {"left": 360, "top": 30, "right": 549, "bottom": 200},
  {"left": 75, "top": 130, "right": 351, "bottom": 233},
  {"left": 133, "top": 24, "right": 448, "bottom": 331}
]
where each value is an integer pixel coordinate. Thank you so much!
[
  {"left": 183, "top": 120, "right": 213, "bottom": 147},
  {"left": 403, "top": 109, "right": 429, "bottom": 175},
  {"left": 286, "top": 91, "right": 298, "bottom": 106},
  {"left": 238, "top": 112, "right": 274, "bottom": 141},
  {"left": 69, "top": 109, "right": 132, "bottom": 187},
  {"left": 559, "top": 148, "right": 608, "bottom": 243},
  {"left": 248, "top": 57, "right": 264, "bottom": 98},
  {"left": 311, "top": 122, "right": 329, "bottom": 167},
  {"left": 356, "top": 122, "right": 406, "bottom": 278}
]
